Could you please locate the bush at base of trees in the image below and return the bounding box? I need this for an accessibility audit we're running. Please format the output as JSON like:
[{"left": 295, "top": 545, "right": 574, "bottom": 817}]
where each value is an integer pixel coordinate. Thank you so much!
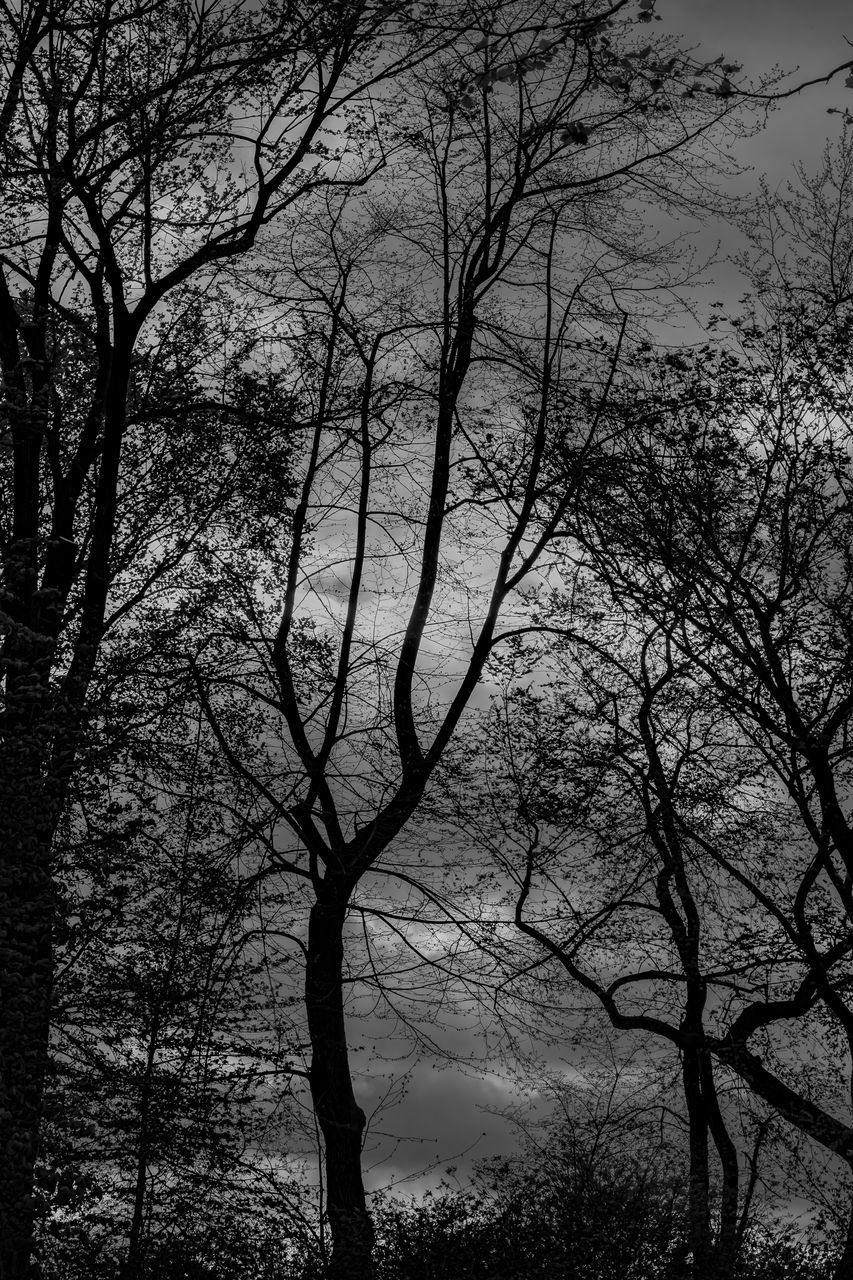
[
  {"left": 362, "top": 1173, "right": 834, "bottom": 1280},
  {"left": 36, "top": 1144, "right": 835, "bottom": 1280}
]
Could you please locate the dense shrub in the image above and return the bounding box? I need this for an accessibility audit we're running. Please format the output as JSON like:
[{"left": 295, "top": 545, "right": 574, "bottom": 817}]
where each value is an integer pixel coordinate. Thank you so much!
[
  {"left": 35, "top": 1135, "right": 836, "bottom": 1280},
  {"left": 364, "top": 1155, "right": 685, "bottom": 1280}
]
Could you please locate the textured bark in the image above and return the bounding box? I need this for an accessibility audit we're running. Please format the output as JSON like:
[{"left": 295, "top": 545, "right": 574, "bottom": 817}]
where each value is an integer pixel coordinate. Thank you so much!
[
  {"left": 0, "top": 739, "right": 56, "bottom": 1280},
  {"left": 305, "top": 898, "right": 375, "bottom": 1280},
  {"left": 0, "top": 330, "right": 61, "bottom": 1275},
  {"left": 0, "top": 305, "right": 131, "bottom": 1275}
]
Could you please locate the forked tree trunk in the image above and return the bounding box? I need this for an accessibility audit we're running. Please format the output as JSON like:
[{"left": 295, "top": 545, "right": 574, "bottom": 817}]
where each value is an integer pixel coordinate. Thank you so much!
[
  {"left": 682, "top": 1046, "right": 743, "bottom": 1280},
  {"left": 305, "top": 898, "right": 375, "bottom": 1280},
  {"left": 702, "top": 1053, "right": 739, "bottom": 1280}
]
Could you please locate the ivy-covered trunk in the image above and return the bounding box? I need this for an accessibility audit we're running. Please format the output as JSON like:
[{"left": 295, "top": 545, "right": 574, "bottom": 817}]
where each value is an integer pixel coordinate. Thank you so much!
[{"left": 305, "top": 897, "right": 375, "bottom": 1280}]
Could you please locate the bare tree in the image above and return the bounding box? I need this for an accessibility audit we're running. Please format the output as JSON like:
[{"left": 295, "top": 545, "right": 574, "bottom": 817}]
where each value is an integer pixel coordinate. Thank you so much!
[
  {"left": 448, "top": 617, "right": 786, "bottom": 1280},
  {"left": 181, "top": 7, "right": 766, "bottom": 1272},
  {"left": 0, "top": 1, "right": 511, "bottom": 1272},
  {"left": 474, "top": 137, "right": 853, "bottom": 1280}
]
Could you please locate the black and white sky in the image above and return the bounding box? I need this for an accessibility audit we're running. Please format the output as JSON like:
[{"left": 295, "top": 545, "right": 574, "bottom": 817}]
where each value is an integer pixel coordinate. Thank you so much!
[{"left": 672, "top": 0, "right": 852, "bottom": 176}]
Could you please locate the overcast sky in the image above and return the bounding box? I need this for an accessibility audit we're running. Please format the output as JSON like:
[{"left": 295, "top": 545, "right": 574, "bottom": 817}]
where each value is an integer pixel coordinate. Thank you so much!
[
  {"left": 669, "top": 0, "right": 852, "bottom": 177},
  {"left": 663, "top": 0, "right": 853, "bottom": 315}
]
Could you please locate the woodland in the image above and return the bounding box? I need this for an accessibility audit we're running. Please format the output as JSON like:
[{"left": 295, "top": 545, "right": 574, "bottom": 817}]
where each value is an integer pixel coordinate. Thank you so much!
[{"left": 4, "top": 1, "right": 853, "bottom": 1278}]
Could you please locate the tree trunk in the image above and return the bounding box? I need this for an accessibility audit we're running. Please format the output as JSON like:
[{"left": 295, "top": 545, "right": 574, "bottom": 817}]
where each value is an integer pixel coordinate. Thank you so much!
[
  {"left": 682, "top": 1047, "right": 714, "bottom": 1280},
  {"left": 702, "top": 1053, "right": 739, "bottom": 1280},
  {"left": 305, "top": 898, "right": 375, "bottom": 1280},
  {"left": 123, "top": 1029, "right": 158, "bottom": 1280},
  {"left": 0, "top": 743, "right": 55, "bottom": 1280}
]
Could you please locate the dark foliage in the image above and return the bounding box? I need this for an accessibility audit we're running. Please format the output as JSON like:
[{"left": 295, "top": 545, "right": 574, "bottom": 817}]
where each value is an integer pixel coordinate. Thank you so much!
[{"left": 38, "top": 1119, "right": 834, "bottom": 1280}]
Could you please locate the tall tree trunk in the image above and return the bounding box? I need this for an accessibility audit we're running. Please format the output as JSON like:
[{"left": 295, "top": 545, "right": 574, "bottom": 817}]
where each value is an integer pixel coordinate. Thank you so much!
[
  {"left": 0, "top": 323, "right": 131, "bottom": 1277},
  {"left": 682, "top": 1047, "right": 714, "bottom": 1280},
  {"left": 0, "top": 264, "right": 56, "bottom": 1280},
  {"left": 0, "top": 739, "right": 56, "bottom": 1280},
  {"left": 123, "top": 1026, "right": 159, "bottom": 1280},
  {"left": 702, "top": 1053, "right": 739, "bottom": 1280},
  {"left": 305, "top": 898, "right": 375, "bottom": 1280}
]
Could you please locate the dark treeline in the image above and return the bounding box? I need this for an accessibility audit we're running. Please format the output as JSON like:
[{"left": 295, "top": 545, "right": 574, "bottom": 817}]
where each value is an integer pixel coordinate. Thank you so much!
[{"left": 2, "top": 1, "right": 853, "bottom": 1277}]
